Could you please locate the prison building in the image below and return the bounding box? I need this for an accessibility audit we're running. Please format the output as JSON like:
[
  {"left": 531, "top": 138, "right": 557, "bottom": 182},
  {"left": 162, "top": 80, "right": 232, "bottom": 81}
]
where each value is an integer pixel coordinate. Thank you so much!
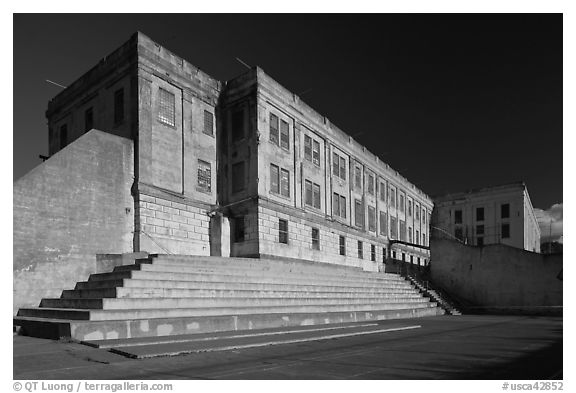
[
  {"left": 14, "top": 32, "right": 435, "bottom": 317},
  {"left": 431, "top": 182, "right": 541, "bottom": 252}
]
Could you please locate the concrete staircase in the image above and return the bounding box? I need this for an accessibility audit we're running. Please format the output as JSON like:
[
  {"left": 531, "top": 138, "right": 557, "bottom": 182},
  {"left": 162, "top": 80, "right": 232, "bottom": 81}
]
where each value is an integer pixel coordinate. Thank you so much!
[{"left": 14, "top": 255, "right": 444, "bottom": 342}]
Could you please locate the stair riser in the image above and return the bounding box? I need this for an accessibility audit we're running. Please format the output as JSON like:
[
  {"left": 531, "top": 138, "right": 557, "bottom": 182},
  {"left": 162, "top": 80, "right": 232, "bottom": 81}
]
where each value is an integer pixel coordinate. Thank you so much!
[
  {"left": 61, "top": 287, "right": 422, "bottom": 299},
  {"left": 90, "top": 271, "right": 412, "bottom": 288},
  {"left": 77, "top": 278, "right": 414, "bottom": 292},
  {"left": 42, "top": 296, "right": 432, "bottom": 310},
  {"left": 19, "top": 302, "right": 437, "bottom": 320},
  {"left": 15, "top": 307, "right": 444, "bottom": 341}
]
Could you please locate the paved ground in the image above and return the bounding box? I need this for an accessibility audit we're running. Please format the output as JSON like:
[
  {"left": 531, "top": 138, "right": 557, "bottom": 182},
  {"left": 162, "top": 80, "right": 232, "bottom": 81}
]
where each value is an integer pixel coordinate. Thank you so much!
[{"left": 13, "top": 315, "right": 562, "bottom": 380}]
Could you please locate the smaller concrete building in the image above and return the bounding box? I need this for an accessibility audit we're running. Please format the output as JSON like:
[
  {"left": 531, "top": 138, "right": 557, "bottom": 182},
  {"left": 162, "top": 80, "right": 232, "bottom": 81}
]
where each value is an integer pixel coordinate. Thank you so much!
[{"left": 432, "top": 182, "right": 540, "bottom": 253}]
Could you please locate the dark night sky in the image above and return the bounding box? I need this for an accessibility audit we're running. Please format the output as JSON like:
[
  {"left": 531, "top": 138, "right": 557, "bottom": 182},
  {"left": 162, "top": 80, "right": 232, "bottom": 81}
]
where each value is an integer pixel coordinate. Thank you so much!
[{"left": 13, "top": 14, "right": 563, "bottom": 210}]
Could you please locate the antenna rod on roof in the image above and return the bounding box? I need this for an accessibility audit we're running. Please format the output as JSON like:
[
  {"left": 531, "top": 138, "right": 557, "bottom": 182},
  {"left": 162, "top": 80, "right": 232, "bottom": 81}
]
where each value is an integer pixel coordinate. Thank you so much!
[
  {"left": 46, "top": 79, "right": 67, "bottom": 89},
  {"left": 235, "top": 57, "right": 251, "bottom": 70}
]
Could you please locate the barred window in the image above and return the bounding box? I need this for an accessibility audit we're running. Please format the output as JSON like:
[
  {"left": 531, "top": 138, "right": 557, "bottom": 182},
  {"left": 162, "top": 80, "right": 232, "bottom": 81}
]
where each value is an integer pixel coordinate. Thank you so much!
[
  {"left": 270, "top": 164, "right": 279, "bottom": 194},
  {"left": 355, "top": 199, "right": 364, "bottom": 228},
  {"left": 368, "top": 206, "right": 376, "bottom": 232},
  {"left": 408, "top": 200, "right": 412, "bottom": 216},
  {"left": 203, "top": 110, "right": 214, "bottom": 136},
  {"left": 368, "top": 174, "right": 375, "bottom": 195},
  {"left": 232, "top": 161, "right": 245, "bottom": 193},
  {"left": 415, "top": 205, "right": 420, "bottom": 220},
  {"left": 158, "top": 88, "right": 175, "bottom": 127},
  {"left": 390, "top": 188, "right": 396, "bottom": 208},
  {"left": 339, "top": 235, "right": 346, "bottom": 256},
  {"left": 380, "top": 182, "right": 386, "bottom": 201},
  {"left": 371, "top": 244, "right": 376, "bottom": 262},
  {"left": 400, "top": 220, "right": 406, "bottom": 241},
  {"left": 311, "top": 228, "right": 320, "bottom": 250},
  {"left": 304, "top": 135, "right": 312, "bottom": 161},
  {"left": 379, "top": 211, "right": 387, "bottom": 235},
  {"left": 358, "top": 241, "right": 363, "bottom": 259},
  {"left": 333, "top": 152, "right": 346, "bottom": 180},
  {"left": 354, "top": 166, "right": 362, "bottom": 189},
  {"left": 270, "top": 113, "right": 279, "bottom": 145},
  {"left": 279, "top": 219, "right": 288, "bottom": 244},
  {"left": 312, "top": 140, "right": 320, "bottom": 166},
  {"left": 280, "top": 120, "right": 289, "bottom": 150},
  {"left": 197, "top": 160, "right": 211, "bottom": 193},
  {"left": 114, "top": 88, "right": 124, "bottom": 124}
]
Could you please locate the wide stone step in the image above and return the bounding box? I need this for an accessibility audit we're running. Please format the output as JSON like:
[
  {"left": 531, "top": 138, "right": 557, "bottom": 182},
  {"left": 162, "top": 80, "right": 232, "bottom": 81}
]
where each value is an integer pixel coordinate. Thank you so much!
[
  {"left": 62, "top": 287, "right": 423, "bottom": 299},
  {"left": 128, "top": 257, "right": 399, "bottom": 280},
  {"left": 88, "top": 270, "right": 411, "bottom": 288},
  {"left": 18, "top": 301, "right": 438, "bottom": 321},
  {"left": 41, "top": 296, "right": 432, "bottom": 310},
  {"left": 14, "top": 307, "right": 445, "bottom": 341},
  {"left": 75, "top": 278, "right": 414, "bottom": 292}
]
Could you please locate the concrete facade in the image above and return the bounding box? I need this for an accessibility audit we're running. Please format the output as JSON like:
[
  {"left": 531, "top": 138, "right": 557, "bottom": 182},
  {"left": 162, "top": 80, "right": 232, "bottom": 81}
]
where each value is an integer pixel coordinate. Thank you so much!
[
  {"left": 15, "top": 31, "right": 434, "bottom": 309},
  {"left": 432, "top": 182, "right": 541, "bottom": 253},
  {"left": 430, "top": 238, "right": 562, "bottom": 314}
]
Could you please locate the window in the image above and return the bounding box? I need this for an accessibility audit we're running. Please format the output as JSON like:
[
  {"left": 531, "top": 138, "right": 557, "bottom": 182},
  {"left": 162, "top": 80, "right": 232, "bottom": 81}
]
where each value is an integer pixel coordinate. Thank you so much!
[
  {"left": 408, "top": 201, "right": 412, "bottom": 216},
  {"left": 390, "top": 188, "right": 396, "bottom": 208},
  {"left": 197, "top": 160, "right": 211, "bottom": 193},
  {"left": 114, "top": 88, "right": 124, "bottom": 124},
  {"left": 270, "top": 164, "right": 279, "bottom": 194},
  {"left": 416, "top": 230, "right": 420, "bottom": 245},
  {"left": 59, "top": 124, "right": 67, "bottom": 149},
  {"left": 270, "top": 113, "right": 279, "bottom": 145},
  {"left": 402, "top": 253, "right": 406, "bottom": 262},
  {"left": 476, "top": 207, "right": 484, "bottom": 222},
  {"left": 280, "top": 120, "right": 289, "bottom": 150},
  {"left": 271, "top": 164, "right": 289, "bottom": 197},
  {"left": 232, "top": 109, "right": 244, "bottom": 142},
  {"left": 333, "top": 152, "right": 346, "bottom": 180},
  {"left": 371, "top": 244, "right": 376, "bottom": 261},
  {"left": 422, "top": 209, "right": 426, "bottom": 224},
  {"left": 455, "top": 209, "right": 463, "bottom": 224},
  {"left": 304, "top": 135, "right": 312, "bottom": 162},
  {"left": 382, "top": 248, "right": 387, "bottom": 262},
  {"left": 339, "top": 236, "right": 346, "bottom": 256},
  {"left": 408, "top": 227, "right": 413, "bottom": 243},
  {"left": 399, "top": 194, "right": 405, "bottom": 213},
  {"left": 410, "top": 255, "right": 414, "bottom": 264},
  {"left": 304, "top": 180, "right": 321, "bottom": 209},
  {"left": 455, "top": 227, "right": 463, "bottom": 241},
  {"left": 368, "top": 174, "right": 375, "bottom": 195},
  {"left": 158, "top": 88, "right": 175, "bottom": 127},
  {"left": 379, "top": 211, "right": 387, "bottom": 235},
  {"left": 415, "top": 206, "right": 420, "bottom": 221},
  {"left": 279, "top": 219, "right": 289, "bottom": 244},
  {"left": 390, "top": 217, "right": 398, "bottom": 239},
  {"left": 84, "top": 107, "right": 93, "bottom": 132},
  {"left": 354, "top": 166, "right": 362, "bottom": 189},
  {"left": 501, "top": 203, "right": 510, "bottom": 219},
  {"left": 358, "top": 241, "right": 363, "bottom": 259},
  {"left": 476, "top": 225, "right": 484, "bottom": 235},
  {"left": 232, "top": 162, "right": 245, "bottom": 193},
  {"left": 312, "top": 140, "right": 320, "bottom": 166},
  {"left": 333, "top": 193, "right": 346, "bottom": 218},
  {"left": 422, "top": 233, "right": 426, "bottom": 246},
  {"left": 354, "top": 199, "right": 364, "bottom": 228},
  {"left": 399, "top": 220, "right": 406, "bottom": 241},
  {"left": 502, "top": 223, "right": 510, "bottom": 239},
  {"left": 280, "top": 168, "right": 290, "bottom": 197},
  {"left": 392, "top": 251, "right": 397, "bottom": 259},
  {"left": 203, "top": 110, "right": 214, "bottom": 136},
  {"left": 311, "top": 228, "right": 320, "bottom": 250},
  {"left": 234, "top": 216, "right": 245, "bottom": 242},
  {"left": 368, "top": 206, "right": 376, "bottom": 232},
  {"left": 380, "top": 182, "right": 386, "bottom": 202},
  {"left": 477, "top": 237, "right": 484, "bottom": 247}
]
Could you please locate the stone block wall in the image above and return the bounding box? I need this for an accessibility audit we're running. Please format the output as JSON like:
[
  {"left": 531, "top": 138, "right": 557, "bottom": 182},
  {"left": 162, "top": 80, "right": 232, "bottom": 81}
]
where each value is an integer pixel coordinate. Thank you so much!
[{"left": 136, "top": 190, "right": 211, "bottom": 255}]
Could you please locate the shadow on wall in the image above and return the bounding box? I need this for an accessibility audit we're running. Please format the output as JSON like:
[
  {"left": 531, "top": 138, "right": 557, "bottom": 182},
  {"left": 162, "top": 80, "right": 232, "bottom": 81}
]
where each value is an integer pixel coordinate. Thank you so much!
[{"left": 429, "top": 238, "right": 562, "bottom": 315}]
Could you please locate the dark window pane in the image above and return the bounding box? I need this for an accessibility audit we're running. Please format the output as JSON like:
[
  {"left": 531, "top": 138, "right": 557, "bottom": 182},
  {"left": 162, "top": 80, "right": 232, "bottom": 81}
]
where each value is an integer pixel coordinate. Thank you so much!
[
  {"left": 304, "top": 135, "right": 312, "bottom": 161},
  {"left": 380, "top": 211, "right": 387, "bottom": 235},
  {"left": 476, "top": 207, "right": 484, "bottom": 222},
  {"left": 280, "top": 120, "right": 289, "bottom": 150},
  {"left": 313, "top": 183, "right": 321, "bottom": 209},
  {"left": 455, "top": 227, "right": 463, "bottom": 241},
  {"left": 280, "top": 168, "right": 290, "bottom": 197},
  {"left": 269, "top": 113, "right": 279, "bottom": 145},
  {"left": 279, "top": 219, "right": 288, "bottom": 244},
  {"left": 203, "top": 110, "right": 214, "bottom": 135},
  {"left": 371, "top": 244, "right": 376, "bottom": 261},
  {"left": 312, "top": 140, "right": 320, "bottom": 166},
  {"left": 355, "top": 199, "right": 363, "bottom": 228},
  {"left": 358, "top": 241, "right": 363, "bottom": 259},
  {"left": 332, "top": 152, "right": 339, "bottom": 176},
  {"left": 305, "top": 180, "right": 313, "bottom": 206},
  {"left": 158, "top": 88, "right": 175, "bottom": 127},
  {"left": 332, "top": 193, "right": 339, "bottom": 217},
  {"left": 340, "top": 195, "right": 346, "bottom": 218},
  {"left": 455, "top": 209, "right": 463, "bottom": 224},
  {"left": 339, "top": 235, "right": 346, "bottom": 255},
  {"left": 501, "top": 203, "right": 510, "bottom": 219},
  {"left": 311, "top": 228, "right": 320, "bottom": 250},
  {"left": 476, "top": 225, "right": 484, "bottom": 235},
  {"left": 502, "top": 223, "right": 510, "bottom": 239},
  {"left": 339, "top": 157, "right": 346, "bottom": 180},
  {"left": 368, "top": 206, "right": 376, "bottom": 232},
  {"left": 270, "top": 164, "right": 279, "bottom": 194}
]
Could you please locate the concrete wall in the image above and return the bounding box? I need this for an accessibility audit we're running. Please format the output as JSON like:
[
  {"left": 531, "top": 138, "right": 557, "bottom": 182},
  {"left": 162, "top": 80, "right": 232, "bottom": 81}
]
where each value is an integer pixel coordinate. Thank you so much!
[
  {"left": 430, "top": 238, "right": 562, "bottom": 314},
  {"left": 13, "top": 130, "right": 135, "bottom": 313}
]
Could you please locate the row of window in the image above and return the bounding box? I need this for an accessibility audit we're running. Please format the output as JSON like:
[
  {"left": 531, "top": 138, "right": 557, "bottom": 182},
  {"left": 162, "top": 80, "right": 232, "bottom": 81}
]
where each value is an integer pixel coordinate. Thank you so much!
[
  {"left": 454, "top": 203, "right": 510, "bottom": 224},
  {"left": 454, "top": 223, "right": 511, "bottom": 242}
]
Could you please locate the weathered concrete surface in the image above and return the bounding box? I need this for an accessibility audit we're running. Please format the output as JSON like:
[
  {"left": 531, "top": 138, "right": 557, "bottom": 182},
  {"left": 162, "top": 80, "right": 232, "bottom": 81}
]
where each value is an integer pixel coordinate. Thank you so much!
[
  {"left": 13, "top": 315, "right": 562, "bottom": 380},
  {"left": 430, "top": 238, "right": 562, "bottom": 314},
  {"left": 13, "top": 130, "right": 135, "bottom": 314}
]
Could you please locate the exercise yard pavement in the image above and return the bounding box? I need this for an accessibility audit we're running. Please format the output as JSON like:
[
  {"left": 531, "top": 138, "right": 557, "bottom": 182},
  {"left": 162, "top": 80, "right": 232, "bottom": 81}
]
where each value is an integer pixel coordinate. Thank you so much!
[{"left": 13, "top": 315, "right": 562, "bottom": 380}]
